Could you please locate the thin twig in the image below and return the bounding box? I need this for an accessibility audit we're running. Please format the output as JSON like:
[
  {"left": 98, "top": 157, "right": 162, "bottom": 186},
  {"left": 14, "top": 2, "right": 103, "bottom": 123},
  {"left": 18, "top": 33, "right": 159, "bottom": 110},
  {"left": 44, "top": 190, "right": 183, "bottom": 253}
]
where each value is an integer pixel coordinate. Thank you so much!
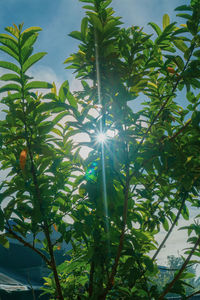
[
  {"left": 158, "top": 235, "right": 200, "bottom": 300},
  {"left": 152, "top": 193, "right": 187, "bottom": 262},
  {"left": 5, "top": 226, "right": 50, "bottom": 266},
  {"left": 185, "top": 289, "right": 200, "bottom": 299}
]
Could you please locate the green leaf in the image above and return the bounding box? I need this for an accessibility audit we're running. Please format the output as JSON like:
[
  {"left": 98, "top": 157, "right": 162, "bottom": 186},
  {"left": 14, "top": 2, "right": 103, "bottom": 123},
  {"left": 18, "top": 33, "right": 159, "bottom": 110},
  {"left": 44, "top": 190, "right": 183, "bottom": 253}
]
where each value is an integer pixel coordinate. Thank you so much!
[
  {"left": 83, "top": 5, "right": 95, "bottom": 11},
  {"left": 162, "top": 218, "right": 169, "bottom": 231},
  {"left": 0, "top": 73, "right": 21, "bottom": 83},
  {"left": 59, "top": 80, "right": 70, "bottom": 102},
  {"left": 25, "top": 81, "right": 52, "bottom": 91},
  {"left": 176, "top": 13, "right": 192, "bottom": 20},
  {"left": 5, "top": 25, "right": 19, "bottom": 38},
  {"left": 0, "top": 34, "right": 18, "bottom": 53},
  {"left": 79, "top": 0, "right": 94, "bottom": 3},
  {"left": 2, "top": 92, "right": 21, "bottom": 101},
  {"left": 22, "top": 52, "right": 47, "bottom": 72},
  {"left": 148, "top": 22, "right": 162, "bottom": 36},
  {"left": 163, "top": 14, "right": 170, "bottom": 29},
  {"left": 21, "top": 33, "right": 38, "bottom": 49},
  {"left": 68, "top": 31, "right": 83, "bottom": 41},
  {"left": 87, "top": 12, "right": 103, "bottom": 31},
  {"left": 0, "top": 83, "right": 21, "bottom": 93},
  {"left": 0, "top": 235, "right": 9, "bottom": 249},
  {"left": 0, "top": 46, "right": 18, "bottom": 61},
  {"left": 67, "top": 92, "right": 77, "bottom": 109},
  {"left": 182, "top": 205, "right": 189, "bottom": 220},
  {"left": 175, "top": 5, "right": 192, "bottom": 11},
  {"left": 0, "top": 209, "right": 4, "bottom": 230},
  {"left": 174, "top": 55, "right": 185, "bottom": 70},
  {"left": 187, "top": 91, "right": 196, "bottom": 103},
  {"left": 21, "top": 46, "right": 34, "bottom": 64},
  {"left": 173, "top": 40, "right": 188, "bottom": 53},
  {"left": 0, "top": 61, "right": 20, "bottom": 74},
  {"left": 81, "top": 17, "right": 88, "bottom": 40},
  {"left": 42, "top": 92, "right": 58, "bottom": 101},
  {"left": 143, "top": 256, "right": 154, "bottom": 273},
  {"left": 193, "top": 50, "right": 200, "bottom": 58}
]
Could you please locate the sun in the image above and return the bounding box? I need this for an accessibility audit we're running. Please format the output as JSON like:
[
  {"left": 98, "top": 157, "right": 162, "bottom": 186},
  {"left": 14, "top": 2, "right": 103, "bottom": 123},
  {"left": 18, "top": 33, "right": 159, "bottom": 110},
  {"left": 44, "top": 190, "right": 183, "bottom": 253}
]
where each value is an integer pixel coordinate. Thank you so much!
[{"left": 96, "top": 132, "right": 107, "bottom": 144}]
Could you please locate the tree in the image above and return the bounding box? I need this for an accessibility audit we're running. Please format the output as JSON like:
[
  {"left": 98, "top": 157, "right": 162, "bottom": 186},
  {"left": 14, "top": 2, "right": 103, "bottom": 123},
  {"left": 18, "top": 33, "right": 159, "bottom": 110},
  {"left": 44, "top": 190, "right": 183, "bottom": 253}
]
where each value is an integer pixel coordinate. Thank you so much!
[
  {"left": 0, "top": 0, "right": 200, "bottom": 299},
  {"left": 155, "top": 255, "right": 200, "bottom": 297}
]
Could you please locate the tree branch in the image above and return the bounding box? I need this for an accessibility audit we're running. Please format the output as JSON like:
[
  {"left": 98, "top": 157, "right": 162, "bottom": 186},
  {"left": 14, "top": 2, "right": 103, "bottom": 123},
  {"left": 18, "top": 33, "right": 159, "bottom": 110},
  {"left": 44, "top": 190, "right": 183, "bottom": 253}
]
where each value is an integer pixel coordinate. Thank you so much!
[
  {"left": 185, "top": 289, "right": 200, "bottom": 299},
  {"left": 5, "top": 226, "right": 50, "bottom": 266},
  {"left": 158, "top": 234, "right": 200, "bottom": 300},
  {"left": 152, "top": 193, "right": 187, "bottom": 262}
]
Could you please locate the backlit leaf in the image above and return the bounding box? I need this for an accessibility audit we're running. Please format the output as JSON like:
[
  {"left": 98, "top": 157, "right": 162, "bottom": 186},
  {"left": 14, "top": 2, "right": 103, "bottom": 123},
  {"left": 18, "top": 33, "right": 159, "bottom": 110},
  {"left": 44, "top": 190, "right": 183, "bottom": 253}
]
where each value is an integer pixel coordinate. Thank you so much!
[{"left": 163, "top": 14, "right": 170, "bottom": 29}]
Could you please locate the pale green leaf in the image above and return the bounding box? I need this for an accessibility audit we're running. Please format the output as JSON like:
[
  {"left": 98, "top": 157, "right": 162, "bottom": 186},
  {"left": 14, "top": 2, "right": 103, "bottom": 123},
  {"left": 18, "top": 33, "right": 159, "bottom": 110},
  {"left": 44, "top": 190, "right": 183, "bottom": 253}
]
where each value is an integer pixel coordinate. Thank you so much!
[
  {"left": 163, "top": 14, "right": 170, "bottom": 29},
  {"left": 25, "top": 81, "right": 52, "bottom": 90}
]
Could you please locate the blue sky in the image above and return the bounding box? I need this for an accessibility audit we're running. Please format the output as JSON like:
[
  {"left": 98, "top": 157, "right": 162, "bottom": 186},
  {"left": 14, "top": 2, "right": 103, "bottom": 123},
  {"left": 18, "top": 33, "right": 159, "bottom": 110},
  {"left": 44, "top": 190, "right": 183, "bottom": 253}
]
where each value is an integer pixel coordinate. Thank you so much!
[{"left": 0, "top": 0, "right": 199, "bottom": 272}]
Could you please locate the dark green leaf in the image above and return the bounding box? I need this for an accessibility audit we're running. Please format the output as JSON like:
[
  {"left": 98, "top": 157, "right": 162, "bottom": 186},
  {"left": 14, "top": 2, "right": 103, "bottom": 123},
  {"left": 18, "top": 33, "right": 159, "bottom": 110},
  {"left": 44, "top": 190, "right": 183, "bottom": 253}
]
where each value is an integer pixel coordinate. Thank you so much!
[
  {"left": 148, "top": 22, "right": 162, "bottom": 36},
  {"left": 175, "top": 5, "right": 192, "bottom": 11},
  {"left": 0, "top": 209, "right": 4, "bottom": 230},
  {"left": 0, "top": 235, "right": 9, "bottom": 249},
  {"left": 68, "top": 31, "right": 83, "bottom": 41},
  {"left": 176, "top": 13, "right": 192, "bottom": 20},
  {"left": 174, "top": 55, "right": 185, "bottom": 70}
]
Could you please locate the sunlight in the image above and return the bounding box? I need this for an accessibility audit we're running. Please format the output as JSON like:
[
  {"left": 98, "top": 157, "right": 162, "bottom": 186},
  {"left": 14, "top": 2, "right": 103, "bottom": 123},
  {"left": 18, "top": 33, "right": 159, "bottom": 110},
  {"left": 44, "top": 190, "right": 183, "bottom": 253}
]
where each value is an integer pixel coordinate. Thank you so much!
[{"left": 96, "top": 132, "right": 107, "bottom": 143}]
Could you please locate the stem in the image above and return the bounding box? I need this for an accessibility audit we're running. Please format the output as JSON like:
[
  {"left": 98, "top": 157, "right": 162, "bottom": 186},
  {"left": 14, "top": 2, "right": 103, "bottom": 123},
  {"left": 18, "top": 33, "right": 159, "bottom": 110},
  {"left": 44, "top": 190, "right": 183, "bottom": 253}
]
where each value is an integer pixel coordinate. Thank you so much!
[
  {"left": 89, "top": 261, "right": 95, "bottom": 297},
  {"left": 170, "top": 119, "right": 191, "bottom": 141},
  {"left": 152, "top": 193, "right": 187, "bottom": 262},
  {"left": 17, "top": 32, "right": 64, "bottom": 300},
  {"left": 185, "top": 289, "right": 200, "bottom": 299},
  {"left": 5, "top": 226, "right": 50, "bottom": 266},
  {"left": 44, "top": 226, "right": 64, "bottom": 300},
  {"left": 158, "top": 235, "right": 200, "bottom": 300}
]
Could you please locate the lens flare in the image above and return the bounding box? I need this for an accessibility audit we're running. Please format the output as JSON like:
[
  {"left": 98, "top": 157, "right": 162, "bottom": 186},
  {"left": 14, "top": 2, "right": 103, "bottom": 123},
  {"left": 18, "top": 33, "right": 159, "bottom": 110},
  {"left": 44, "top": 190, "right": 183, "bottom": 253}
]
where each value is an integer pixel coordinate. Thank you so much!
[{"left": 96, "top": 132, "right": 107, "bottom": 143}]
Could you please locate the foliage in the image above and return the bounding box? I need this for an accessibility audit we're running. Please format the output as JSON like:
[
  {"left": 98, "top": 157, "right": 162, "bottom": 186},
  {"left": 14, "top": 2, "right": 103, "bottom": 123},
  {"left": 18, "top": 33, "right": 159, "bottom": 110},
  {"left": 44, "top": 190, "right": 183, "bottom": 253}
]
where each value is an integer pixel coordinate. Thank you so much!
[
  {"left": 155, "top": 255, "right": 200, "bottom": 297},
  {"left": 0, "top": 0, "right": 200, "bottom": 299}
]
